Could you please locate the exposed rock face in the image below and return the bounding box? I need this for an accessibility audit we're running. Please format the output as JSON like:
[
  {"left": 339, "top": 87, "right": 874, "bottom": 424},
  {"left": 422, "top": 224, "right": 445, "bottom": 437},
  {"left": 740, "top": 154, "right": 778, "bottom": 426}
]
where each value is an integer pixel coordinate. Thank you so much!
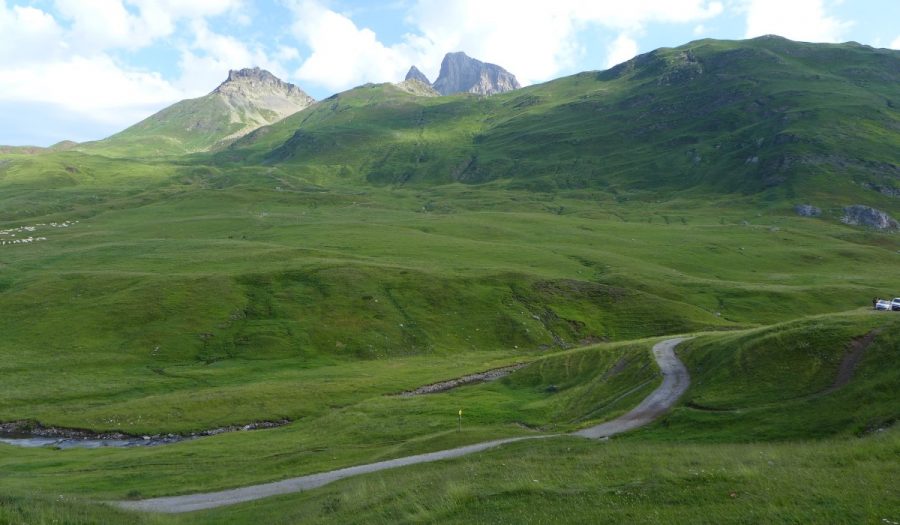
[
  {"left": 841, "top": 205, "right": 898, "bottom": 230},
  {"left": 394, "top": 79, "right": 440, "bottom": 97},
  {"left": 432, "top": 52, "right": 521, "bottom": 96},
  {"left": 794, "top": 204, "right": 821, "bottom": 217},
  {"left": 212, "top": 67, "right": 315, "bottom": 141},
  {"left": 404, "top": 66, "right": 432, "bottom": 86}
]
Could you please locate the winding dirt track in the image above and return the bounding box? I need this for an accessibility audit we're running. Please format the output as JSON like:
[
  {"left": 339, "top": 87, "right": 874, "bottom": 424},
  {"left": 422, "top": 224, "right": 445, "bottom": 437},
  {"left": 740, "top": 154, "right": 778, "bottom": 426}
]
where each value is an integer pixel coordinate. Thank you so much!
[{"left": 114, "top": 338, "right": 690, "bottom": 514}]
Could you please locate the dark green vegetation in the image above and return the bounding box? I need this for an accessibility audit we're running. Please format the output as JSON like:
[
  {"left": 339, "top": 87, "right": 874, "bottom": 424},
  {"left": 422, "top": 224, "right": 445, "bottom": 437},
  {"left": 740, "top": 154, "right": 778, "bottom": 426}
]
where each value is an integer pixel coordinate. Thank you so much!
[{"left": 1, "top": 37, "right": 898, "bottom": 523}]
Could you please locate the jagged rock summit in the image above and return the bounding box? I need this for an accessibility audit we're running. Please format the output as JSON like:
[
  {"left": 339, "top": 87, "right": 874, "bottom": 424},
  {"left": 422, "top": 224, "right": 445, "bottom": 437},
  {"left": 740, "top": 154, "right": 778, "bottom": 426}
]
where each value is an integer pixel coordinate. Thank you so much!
[
  {"left": 212, "top": 67, "right": 315, "bottom": 141},
  {"left": 404, "top": 66, "right": 432, "bottom": 86},
  {"left": 432, "top": 52, "right": 521, "bottom": 96}
]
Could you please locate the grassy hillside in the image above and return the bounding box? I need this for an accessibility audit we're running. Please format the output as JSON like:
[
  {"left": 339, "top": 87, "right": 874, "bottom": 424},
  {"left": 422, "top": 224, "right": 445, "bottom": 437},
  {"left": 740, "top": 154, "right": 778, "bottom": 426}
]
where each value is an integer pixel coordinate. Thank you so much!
[
  {"left": 2, "top": 176, "right": 898, "bottom": 431},
  {"left": 1, "top": 316, "right": 897, "bottom": 523},
  {"left": 82, "top": 95, "right": 253, "bottom": 157},
  {"left": 3, "top": 430, "right": 897, "bottom": 525},
  {"left": 218, "top": 37, "right": 900, "bottom": 216},
  {"left": 76, "top": 69, "right": 314, "bottom": 158},
  {"left": 641, "top": 312, "right": 900, "bottom": 441}
]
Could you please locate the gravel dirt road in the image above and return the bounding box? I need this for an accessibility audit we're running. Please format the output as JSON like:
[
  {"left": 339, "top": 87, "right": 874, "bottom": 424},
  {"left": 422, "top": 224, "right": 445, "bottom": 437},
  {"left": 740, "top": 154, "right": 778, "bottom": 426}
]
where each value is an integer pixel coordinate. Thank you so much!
[{"left": 115, "top": 337, "right": 690, "bottom": 513}]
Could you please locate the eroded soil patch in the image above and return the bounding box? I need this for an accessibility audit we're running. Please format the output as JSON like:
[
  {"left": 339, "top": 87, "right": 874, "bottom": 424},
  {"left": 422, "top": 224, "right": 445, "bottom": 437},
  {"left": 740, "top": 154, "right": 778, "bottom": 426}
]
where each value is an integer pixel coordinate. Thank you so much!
[
  {"left": 824, "top": 329, "right": 881, "bottom": 394},
  {"left": 395, "top": 363, "right": 529, "bottom": 397}
]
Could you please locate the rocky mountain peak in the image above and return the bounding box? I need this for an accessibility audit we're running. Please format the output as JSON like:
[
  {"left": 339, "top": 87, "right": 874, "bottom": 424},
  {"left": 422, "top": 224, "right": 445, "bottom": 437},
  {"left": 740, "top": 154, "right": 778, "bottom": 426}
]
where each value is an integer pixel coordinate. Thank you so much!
[
  {"left": 214, "top": 67, "right": 311, "bottom": 101},
  {"left": 432, "top": 52, "right": 521, "bottom": 96},
  {"left": 208, "top": 67, "right": 314, "bottom": 143},
  {"left": 404, "top": 66, "right": 432, "bottom": 86},
  {"left": 225, "top": 67, "right": 279, "bottom": 83}
]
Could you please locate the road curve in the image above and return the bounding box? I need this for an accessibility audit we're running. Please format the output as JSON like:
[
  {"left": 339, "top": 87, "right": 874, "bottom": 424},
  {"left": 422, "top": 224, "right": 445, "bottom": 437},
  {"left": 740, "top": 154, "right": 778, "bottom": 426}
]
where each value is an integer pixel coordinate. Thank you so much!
[
  {"left": 115, "top": 337, "right": 691, "bottom": 514},
  {"left": 574, "top": 337, "right": 690, "bottom": 438}
]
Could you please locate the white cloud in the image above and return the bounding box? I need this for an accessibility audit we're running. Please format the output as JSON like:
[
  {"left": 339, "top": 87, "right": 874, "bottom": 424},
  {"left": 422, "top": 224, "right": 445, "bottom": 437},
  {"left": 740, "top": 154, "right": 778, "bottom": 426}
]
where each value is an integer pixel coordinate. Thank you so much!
[
  {"left": 54, "top": 0, "right": 152, "bottom": 51},
  {"left": 287, "top": 0, "right": 412, "bottom": 92},
  {"left": 407, "top": 0, "right": 579, "bottom": 85},
  {"left": 176, "top": 19, "right": 286, "bottom": 96},
  {"left": 276, "top": 45, "right": 301, "bottom": 62},
  {"left": 0, "top": 3, "right": 67, "bottom": 64},
  {"left": 743, "top": 0, "right": 851, "bottom": 42},
  {"left": 605, "top": 34, "right": 639, "bottom": 68},
  {"left": 890, "top": 35, "right": 900, "bottom": 50},
  {"left": 286, "top": 0, "right": 725, "bottom": 93},
  {"left": 409, "top": 0, "right": 724, "bottom": 82},
  {"left": 52, "top": 0, "right": 245, "bottom": 52},
  {"left": 566, "top": 0, "right": 724, "bottom": 31},
  {"left": 0, "top": 55, "right": 181, "bottom": 124},
  {"left": 0, "top": 2, "right": 175, "bottom": 122},
  {"left": 0, "top": 0, "right": 265, "bottom": 143}
]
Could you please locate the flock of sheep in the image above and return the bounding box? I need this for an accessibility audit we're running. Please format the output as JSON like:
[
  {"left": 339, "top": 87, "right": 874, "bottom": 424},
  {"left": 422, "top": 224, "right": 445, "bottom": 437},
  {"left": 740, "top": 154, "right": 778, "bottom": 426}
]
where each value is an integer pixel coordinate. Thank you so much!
[{"left": 0, "top": 220, "right": 77, "bottom": 246}]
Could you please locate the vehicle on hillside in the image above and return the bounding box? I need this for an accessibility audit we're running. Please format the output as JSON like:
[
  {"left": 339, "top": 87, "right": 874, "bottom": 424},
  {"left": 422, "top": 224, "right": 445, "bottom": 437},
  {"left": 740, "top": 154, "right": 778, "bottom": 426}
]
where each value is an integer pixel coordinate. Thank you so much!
[
  {"left": 875, "top": 300, "right": 893, "bottom": 311},
  {"left": 893, "top": 298, "right": 900, "bottom": 311}
]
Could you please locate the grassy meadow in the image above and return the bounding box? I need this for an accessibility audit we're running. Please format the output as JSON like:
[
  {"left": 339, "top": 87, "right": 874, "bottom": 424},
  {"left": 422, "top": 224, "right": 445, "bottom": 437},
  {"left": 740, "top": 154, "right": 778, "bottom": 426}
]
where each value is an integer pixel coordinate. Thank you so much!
[{"left": 1, "top": 165, "right": 898, "bottom": 523}]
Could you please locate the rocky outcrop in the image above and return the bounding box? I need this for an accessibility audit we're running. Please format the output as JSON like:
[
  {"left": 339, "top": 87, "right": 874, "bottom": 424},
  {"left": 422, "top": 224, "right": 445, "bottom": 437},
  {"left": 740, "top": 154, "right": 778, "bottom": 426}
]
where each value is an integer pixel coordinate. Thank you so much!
[
  {"left": 394, "top": 79, "right": 440, "bottom": 97},
  {"left": 432, "top": 52, "right": 521, "bottom": 96},
  {"left": 861, "top": 182, "right": 900, "bottom": 198},
  {"left": 794, "top": 204, "right": 821, "bottom": 217},
  {"left": 212, "top": 67, "right": 315, "bottom": 141},
  {"left": 216, "top": 68, "right": 312, "bottom": 101},
  {"left": 404, "top": 66, "right": 432, "bottom": 86},
  {"left": 841, "top": 205, "right": 898, "bottom": 230}
]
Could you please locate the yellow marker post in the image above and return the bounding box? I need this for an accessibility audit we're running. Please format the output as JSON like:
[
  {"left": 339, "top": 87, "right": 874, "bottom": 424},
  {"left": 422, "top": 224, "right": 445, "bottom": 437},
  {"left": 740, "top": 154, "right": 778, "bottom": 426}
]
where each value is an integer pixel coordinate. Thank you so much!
[{"left": 458, "top": 409, "right": 462, "bottom": 432}]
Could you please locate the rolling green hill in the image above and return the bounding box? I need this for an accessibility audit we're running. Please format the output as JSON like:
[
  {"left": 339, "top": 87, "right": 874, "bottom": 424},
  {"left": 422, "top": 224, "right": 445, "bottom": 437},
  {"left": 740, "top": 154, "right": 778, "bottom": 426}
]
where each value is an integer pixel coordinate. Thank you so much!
[
  {"left": 78, "top": 68, "right": 314, "bottom": 158},
  {"left": 220, "top": 36, "right": 899, "bottom": 215}
]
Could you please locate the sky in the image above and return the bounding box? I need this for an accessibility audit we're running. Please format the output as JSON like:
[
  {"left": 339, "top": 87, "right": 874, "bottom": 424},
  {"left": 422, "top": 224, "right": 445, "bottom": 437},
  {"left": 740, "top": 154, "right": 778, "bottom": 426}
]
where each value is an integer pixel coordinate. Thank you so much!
[{"left": 1, "top": 0, "right": 898, "bottom": 146}]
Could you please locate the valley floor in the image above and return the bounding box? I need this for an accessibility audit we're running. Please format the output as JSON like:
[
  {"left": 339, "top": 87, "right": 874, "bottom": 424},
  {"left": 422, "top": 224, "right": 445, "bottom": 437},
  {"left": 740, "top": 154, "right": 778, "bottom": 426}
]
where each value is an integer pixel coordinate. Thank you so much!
[{"left": 0, "top": 177, "right": 898, "bottom": 524}]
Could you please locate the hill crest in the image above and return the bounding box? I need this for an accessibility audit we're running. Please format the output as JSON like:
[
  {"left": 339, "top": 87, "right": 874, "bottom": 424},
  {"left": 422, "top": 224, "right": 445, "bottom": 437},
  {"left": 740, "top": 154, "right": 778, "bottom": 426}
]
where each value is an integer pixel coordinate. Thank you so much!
[{"left": 83, "top": 68, "right": 314, "bottom": 157}]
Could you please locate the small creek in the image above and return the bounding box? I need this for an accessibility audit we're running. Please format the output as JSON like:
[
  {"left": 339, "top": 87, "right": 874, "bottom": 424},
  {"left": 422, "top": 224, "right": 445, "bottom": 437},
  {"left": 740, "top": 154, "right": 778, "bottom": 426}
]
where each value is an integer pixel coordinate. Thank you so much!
[
  {"left": 0, "top": 432, "right": 187, "bottom": 449},
  {"left": 0, "top": 419, "right": 290, "bottom": 449}
]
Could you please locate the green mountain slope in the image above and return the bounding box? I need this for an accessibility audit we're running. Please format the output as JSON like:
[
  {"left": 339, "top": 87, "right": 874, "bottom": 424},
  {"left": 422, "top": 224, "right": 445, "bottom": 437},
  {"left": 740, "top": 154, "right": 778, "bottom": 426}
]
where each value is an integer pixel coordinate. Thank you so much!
[
  {"left": 0, "top": 140, "right": 78, "bottom": 155},
  {"left": 222, "top": 36, "right": 899, "bottom": 213},
  {"left": 81, "top": 68, "right": 314, "bottom": 158}
]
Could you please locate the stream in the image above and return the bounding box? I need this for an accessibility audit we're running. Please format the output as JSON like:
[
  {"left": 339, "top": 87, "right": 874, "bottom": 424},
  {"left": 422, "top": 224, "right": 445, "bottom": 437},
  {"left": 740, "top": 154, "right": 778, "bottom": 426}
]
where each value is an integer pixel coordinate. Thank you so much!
[
  {"left": 0, "top": 419, "right": 290, "bottom": 449},
  {"left": 0, "top": 432, "right": 186, "bottom": 449}
]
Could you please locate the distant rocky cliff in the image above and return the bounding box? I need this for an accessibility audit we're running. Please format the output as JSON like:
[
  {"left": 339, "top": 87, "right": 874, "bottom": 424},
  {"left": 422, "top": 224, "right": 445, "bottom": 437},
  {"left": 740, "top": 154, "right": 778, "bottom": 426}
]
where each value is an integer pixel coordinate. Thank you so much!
[
  {"left": 404, "top": 66, "right": 432, "bottom": 86},
  {"left": 410, "top": 52, "right": 520, "bottom": 96}
]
